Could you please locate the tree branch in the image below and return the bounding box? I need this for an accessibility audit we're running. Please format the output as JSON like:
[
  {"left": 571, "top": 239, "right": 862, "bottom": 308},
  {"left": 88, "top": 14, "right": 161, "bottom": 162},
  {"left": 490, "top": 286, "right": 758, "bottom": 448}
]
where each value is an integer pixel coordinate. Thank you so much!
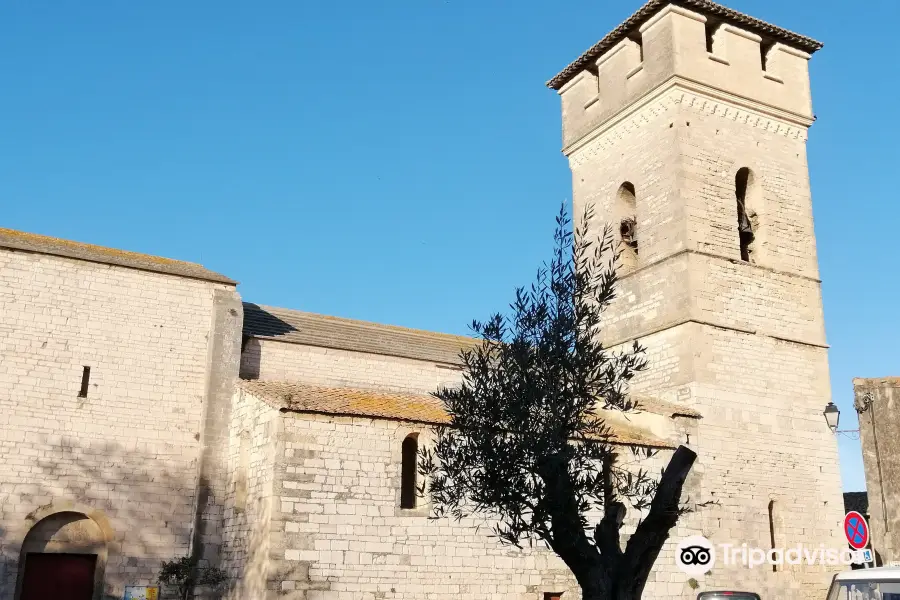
[
  {"left": 621, "top": 445, "right": 697, "bottom": 596},
  {"left": 536, "top": 449, "right": 602, "bottom": 583}
]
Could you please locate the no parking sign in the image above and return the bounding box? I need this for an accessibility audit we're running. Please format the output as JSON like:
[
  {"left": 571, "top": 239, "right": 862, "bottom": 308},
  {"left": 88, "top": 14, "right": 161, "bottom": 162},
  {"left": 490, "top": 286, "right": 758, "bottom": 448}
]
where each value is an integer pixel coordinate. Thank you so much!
[{"left": 844, "top": 511, "right": 870, "bottom": 551}]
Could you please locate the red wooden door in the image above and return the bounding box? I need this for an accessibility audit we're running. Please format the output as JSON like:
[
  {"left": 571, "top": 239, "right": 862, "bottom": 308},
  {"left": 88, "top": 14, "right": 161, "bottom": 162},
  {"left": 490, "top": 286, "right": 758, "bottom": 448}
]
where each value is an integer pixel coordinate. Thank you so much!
[{"left": 20, "top": 553, "right": 97, "bottom": 600}]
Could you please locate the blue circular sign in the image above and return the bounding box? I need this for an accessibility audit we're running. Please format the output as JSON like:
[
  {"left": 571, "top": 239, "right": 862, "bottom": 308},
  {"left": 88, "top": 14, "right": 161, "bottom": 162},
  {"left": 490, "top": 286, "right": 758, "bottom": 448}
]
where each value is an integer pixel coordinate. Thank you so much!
[{"left": 844, "top": 511, "right": 869, "bottom": 550}]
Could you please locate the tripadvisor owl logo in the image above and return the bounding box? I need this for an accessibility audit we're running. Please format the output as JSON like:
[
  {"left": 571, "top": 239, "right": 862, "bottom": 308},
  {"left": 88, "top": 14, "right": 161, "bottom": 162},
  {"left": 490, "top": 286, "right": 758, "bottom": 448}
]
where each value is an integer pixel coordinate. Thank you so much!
[
  {"left": 676, "top": 536, "right": 716, "bottom": 575},
  {"left": 674, "top": 535, "right": 872, "bottom": 572}
]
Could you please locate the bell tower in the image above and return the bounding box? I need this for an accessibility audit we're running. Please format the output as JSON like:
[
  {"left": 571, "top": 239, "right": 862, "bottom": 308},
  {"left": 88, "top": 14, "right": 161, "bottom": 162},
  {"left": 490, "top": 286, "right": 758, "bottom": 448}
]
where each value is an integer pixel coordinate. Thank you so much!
[{"left": 550, "top": 1, "right": 845, "bottom": 597}]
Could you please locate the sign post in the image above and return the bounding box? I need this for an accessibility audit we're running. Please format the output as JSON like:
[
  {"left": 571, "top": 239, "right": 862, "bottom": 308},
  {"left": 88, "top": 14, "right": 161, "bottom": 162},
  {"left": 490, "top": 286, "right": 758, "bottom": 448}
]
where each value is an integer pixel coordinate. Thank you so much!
[{"left": 844, "top": 511, "right": 872, "bottom": 568}]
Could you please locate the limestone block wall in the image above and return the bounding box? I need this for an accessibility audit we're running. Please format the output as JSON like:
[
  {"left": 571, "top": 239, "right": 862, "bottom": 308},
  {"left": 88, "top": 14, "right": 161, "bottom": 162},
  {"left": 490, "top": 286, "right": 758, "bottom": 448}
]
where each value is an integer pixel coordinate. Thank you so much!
[
  {"left": 267, "top": 411, "right": 700, "bottom": 600},
  {"left": 0, "top": 248, "right": 234, "bottom": 598},
  {"left": 568, "top": 71, "right": 842, "bottom": 598},
  {"left": 221, "top": 388, "right": 278, "bottom": 600},
  {"left": 677, "top": 96, "right": 820, "bottom": 279},
  {"left": 609, "top": 321, "right": 844, "bottom": 600},
  {"left": 570, "top": 93, "right": 682, "bottom": 269},
  {"left": 570, "top": 89, "right": 821, "bottom": 284},
  {"left": 603, "top": 253, "right": 825, "bottom": 348},
  {"left": 240, "top": 339, "right": 463, "bottom": 394},
  {"left": 853, "top": 377, "right": 900, "bottom": 566},
  {"left": 690, "top": 326, "right": 844, "bottom": 599},
  {"left": 558, "top": 5, "right": 814, "bottom": 149}
]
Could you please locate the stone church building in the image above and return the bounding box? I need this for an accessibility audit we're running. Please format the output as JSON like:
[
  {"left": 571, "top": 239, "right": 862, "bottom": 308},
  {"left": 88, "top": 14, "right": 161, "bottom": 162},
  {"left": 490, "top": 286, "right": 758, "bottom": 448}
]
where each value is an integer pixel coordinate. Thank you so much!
[{"left": 0, "top": 0, "right": 846, "bottom": 599}]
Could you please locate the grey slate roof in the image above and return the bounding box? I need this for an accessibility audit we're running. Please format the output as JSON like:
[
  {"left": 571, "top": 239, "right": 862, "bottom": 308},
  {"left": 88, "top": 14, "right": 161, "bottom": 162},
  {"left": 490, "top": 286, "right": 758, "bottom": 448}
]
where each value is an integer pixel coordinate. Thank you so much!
[
  {"left": 0, "top": 227, "right": 236, "bottom": 285},
  {"left": 547, "top": 0, "right": 824, "bottom": 91},
  {"left": 242, "top": 303, "right": 479, "bottom": 365}
]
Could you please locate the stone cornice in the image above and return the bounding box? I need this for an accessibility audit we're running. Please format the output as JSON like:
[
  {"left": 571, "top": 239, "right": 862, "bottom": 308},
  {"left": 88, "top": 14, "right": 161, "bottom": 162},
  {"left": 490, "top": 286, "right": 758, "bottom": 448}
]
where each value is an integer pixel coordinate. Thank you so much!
[
  {"left": 618, "top": 248, "right": 822, "bottom": 285},
  {"left": 565, "top": 77, "right": 813, "bottom": 167},
  {"left": 604, "top": 318, "right": 830, "bottom": 350}
]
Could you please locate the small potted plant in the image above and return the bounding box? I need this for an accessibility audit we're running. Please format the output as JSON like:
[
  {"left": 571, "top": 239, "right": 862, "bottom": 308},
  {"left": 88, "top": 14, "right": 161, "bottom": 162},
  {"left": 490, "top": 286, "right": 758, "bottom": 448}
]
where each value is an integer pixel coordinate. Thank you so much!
[{"left": 158, "top": 556, "right": 227, "bottom": 600}]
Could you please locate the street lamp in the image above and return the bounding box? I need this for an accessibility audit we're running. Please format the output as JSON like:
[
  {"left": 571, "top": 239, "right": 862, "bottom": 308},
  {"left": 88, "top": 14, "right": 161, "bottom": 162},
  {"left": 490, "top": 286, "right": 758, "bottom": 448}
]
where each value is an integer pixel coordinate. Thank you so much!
[{"left": 824, "top": 402, "right": 840, "bottom": 433}]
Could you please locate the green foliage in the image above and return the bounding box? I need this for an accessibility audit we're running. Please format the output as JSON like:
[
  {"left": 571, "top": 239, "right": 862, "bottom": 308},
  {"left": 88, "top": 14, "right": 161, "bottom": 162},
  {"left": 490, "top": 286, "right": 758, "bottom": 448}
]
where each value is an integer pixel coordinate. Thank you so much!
[
  {"left": 419, "top": 203, "right": 657, "bottom": 548},
  {"left": 158, "top": 556, "right": 227, "bottom": 600}
]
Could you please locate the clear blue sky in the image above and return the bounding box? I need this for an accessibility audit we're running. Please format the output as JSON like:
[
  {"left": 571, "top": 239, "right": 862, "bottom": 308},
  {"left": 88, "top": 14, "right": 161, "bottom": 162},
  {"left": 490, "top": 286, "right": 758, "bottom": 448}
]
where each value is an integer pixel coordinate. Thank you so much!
[{"left": 2, "top": 0, "right": 896, "bottom": 492}]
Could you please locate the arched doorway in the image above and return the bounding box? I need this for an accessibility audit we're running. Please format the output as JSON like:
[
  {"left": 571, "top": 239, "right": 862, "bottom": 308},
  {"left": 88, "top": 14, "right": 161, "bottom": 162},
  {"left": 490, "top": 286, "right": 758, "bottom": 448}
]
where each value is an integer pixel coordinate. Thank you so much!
[{"left": 15, "top": 511, "right": 107, "bottom": 600}]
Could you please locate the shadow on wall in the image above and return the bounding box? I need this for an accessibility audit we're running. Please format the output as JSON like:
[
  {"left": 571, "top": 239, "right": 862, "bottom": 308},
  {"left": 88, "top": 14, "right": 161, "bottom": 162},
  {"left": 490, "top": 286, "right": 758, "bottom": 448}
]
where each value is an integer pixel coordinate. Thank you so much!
[
  {"left": 241, "top": 304, "right": 296, "bottom": 339},
  {"left": 0, "top": 438, "right": 206, "bottom": 600},
  {"left": 240, "top": 304, "right": 296, "bottom": 381}
]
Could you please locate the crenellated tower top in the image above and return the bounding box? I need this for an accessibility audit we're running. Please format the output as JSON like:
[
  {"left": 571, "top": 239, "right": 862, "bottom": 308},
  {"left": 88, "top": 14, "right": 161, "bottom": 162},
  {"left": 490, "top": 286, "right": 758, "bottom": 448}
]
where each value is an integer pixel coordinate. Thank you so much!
[{"left": 549, "top": 0, "right": 823, "bottom": 151}]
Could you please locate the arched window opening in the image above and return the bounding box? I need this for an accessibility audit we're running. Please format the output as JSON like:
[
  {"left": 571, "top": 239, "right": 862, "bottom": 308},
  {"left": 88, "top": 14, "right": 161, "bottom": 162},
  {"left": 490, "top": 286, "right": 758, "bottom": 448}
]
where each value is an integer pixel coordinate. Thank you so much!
[
  {"left": 616, "top": 182, "right": 639, "bottom": 271},
  {"left": 400, "top": 434, "right": 419, "bottom": 509},
  {"left": 735, "top": 168, "right": 756, "bottom": 262},
  {"left": 768, "top": 500, "right": 777, "bottom": 573}
]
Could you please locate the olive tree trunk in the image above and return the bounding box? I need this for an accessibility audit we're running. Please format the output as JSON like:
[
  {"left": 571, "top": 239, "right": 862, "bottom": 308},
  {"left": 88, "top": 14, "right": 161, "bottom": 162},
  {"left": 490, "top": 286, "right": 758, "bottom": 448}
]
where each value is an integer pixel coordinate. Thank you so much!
[{"left": 546, "top": 446, "right": 697, "bottom": 600}]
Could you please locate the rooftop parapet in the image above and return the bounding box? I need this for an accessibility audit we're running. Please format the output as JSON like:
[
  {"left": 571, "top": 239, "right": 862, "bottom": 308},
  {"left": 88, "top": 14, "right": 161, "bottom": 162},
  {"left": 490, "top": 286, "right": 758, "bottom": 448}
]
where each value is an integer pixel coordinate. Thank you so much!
[
  {"left": 550, "top": 0, "right": 823, "bottom": 151},
  {"left": 0, "top": 227, "right": 236, "bottom": 284}
]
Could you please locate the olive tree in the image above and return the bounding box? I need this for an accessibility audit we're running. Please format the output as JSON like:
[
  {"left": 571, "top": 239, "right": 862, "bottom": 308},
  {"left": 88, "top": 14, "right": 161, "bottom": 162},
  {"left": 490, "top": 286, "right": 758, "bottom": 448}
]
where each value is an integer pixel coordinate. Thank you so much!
[{"left": 420, "top": 205, "right": 696, "bottom": 600}]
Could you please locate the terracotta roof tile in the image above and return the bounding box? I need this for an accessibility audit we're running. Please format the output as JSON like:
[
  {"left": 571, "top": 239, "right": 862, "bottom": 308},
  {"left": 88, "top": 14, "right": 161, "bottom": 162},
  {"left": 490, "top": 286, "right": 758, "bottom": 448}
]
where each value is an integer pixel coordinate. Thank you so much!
[
  {"left": 0, "top": 227, "right": 236, "bottom": 284},
  {"left": 237, "top": 380, "right": 676, "bottom": 448},
  {"left": 242, "top": 303, "right": 479, "bottom": 365},
  {"left": 239, "top": 380, "right": 451, "bottom": 425},
  {"left": 547, "top": 0, "right": 823, "bottom": 91}
]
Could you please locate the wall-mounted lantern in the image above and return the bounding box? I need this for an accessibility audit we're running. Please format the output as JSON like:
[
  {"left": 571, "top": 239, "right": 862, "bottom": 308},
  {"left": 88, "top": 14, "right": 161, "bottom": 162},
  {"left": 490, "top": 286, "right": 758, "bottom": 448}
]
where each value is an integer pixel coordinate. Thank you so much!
[{"left": 823, "top": 402, "right": 840, "bottom": 433}]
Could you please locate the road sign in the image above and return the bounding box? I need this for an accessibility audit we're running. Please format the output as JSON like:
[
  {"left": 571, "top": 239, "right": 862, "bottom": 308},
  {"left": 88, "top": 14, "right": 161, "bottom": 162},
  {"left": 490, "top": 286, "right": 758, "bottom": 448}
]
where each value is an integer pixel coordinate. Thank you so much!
[{"left": 844, "top": 511, "right": 870, "bottom": 550}]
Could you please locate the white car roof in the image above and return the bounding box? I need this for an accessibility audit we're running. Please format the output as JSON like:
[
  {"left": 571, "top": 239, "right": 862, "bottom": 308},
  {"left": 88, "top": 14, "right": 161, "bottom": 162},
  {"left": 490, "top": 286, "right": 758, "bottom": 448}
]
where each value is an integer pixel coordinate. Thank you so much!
[{"left": 835, "top": 567, "right": 900, "bottom": 581}]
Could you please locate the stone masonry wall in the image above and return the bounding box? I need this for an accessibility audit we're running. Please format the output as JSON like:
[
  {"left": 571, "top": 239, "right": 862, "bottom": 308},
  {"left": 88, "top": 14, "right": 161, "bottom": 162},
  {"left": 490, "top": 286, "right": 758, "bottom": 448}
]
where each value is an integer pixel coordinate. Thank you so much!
[
  {"left": 268, "top": 410, "right": 697, "bottom": 600},
  {"left": 0, "top": 248, "right": 234, "bottom": 599},
  {"left": 606, "top": 323, "right": 843, "bottom": 599},
  {"left": 571, "top": 83, "right": 845, "bottom": 599},
  {"left": 853, "top": 377, "right": 900, "bottom": 566},
  {"left": 241, "top": 339, "right": 463, "bottom": 394},
  {"left": 677, "top": 93, "right": 821, "bottom": 279},
  {"left": 221, "top": 388, "right": 278, "bottom": 600},
  {"left": 672, "top": 325, "right": 840, "bottom": 598}
]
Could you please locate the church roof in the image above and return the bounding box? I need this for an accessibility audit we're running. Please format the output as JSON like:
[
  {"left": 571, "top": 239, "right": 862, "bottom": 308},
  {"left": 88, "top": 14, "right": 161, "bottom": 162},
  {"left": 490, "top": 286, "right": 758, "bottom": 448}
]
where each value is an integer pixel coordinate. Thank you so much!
[
  {"left": 0, "top": 227, "right": 236, "bottom": 285},
  {"left": 547, "top": 0, "right": 823, "bottom": 91},
  {"left": 237, "top": 379, "right": 683, "bottom": 449},
  {"left": 242, "top": 303, "right": 478, "bottom": 365},
  {"left": 240, "top": 380, "right": 451, "bottom": 425},
  {"left": 632, "top": 394, "right": 701, "bottom": 418}
]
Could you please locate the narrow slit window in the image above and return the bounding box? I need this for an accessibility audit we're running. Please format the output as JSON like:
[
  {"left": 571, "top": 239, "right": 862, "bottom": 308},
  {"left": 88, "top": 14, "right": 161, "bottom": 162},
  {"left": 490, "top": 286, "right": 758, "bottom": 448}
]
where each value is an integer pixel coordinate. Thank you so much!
[
  {"left": 544, "top": 594, "right": 564, "bottom": 600},
  {"left": 735, "top": 168, "right": 755, "bottom": 262},
  {"left": 400, "top": 435, "right": 418, "bottom": 509},
  {"left": 78, "top": 366, "right": 91, "bottom": 398}
]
